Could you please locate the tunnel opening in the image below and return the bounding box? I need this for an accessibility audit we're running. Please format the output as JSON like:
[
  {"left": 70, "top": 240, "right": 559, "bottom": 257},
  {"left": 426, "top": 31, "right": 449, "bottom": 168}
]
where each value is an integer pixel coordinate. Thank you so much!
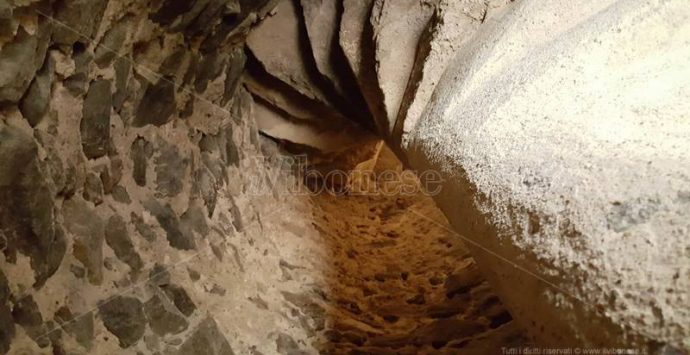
[{"left": 291, "top": 140, "right": 528, "bottom": 353}]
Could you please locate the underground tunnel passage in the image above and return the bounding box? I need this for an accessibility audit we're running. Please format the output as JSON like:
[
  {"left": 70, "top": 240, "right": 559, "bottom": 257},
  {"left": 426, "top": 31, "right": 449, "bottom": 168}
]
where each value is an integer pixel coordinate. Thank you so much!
[{"left": 0, "top": 0, "right": 689, "bottom": 354}]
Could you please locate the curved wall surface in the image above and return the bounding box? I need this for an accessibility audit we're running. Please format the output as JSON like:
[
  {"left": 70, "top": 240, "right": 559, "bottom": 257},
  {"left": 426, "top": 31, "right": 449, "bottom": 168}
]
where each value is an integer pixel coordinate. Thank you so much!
[{"left": 404, "top": 0, "right": 690, "bottom": 348}]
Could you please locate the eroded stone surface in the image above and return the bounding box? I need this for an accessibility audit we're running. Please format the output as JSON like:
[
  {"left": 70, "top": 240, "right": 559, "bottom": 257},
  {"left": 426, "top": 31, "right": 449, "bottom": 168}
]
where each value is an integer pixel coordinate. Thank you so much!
[
  {"left": 19, "top": 54, "right": 55, "bottom": 127},
  {"left": 0, "top": 124, "right": 66, "bottom": 288},
  {"left": 94, "top": 16, "right": 131, "bottom": 68},
  {"left": 370, "top": 0, "right": 436, "bottom": 133},
  {"left": 339, "top": 0, "right": 374, "bottom": 81},
  {"left": 195, "top": 51, "right": 228, "bottom": 93},
  {"left": 252, "top": 98, "right": 373, "bottom": 153},
  {"left": 340, "top": 0, "right": 388, "bottom": 133},
  {"left": 180, "top": 203, "right": 209, "bottom": 237},
  {"left": 112, "top": 185, "right": 131, "bottom": 203},
  {"left": 243, "top": 62, "right": 353, "bottom": 126},
  {"left": 177, "top": 317, "right": 234, "bottom": 355},
  {"left": 133, "top": 78, "right": 177, "bottom": 127},
  {"left": 62, "top": 197, "right": 104, "bottom": 285},
  {"left": 0, "top": 27, "right": 48, "bottom": 103},
  {"left": 98, "top": 296, "right": 146, "bottom": 348},
  {"left": 222, "top": 47, "right": 246, "bottom": 106},
  {"left": 52, "top": 0, "right": 109, "bottom": 46},
  {"left": 54, "top": 306, "right": 94, "bottom": 349},
  {"left": 105, "top": 215, "right": 143, "bottom": 273},
  {"left": 131, "top": 212, "right": 156, "bottom": 242},
  {"left": 0, "top": 0, "right": 12, "bottom": 37},
  {"left": 113, "top": 56, "right": 131, "bottom": 111},
  {"left": 0, "top": 271, "right": 8, "bottom": 304},
  {"left": 100, "top": 157, "right": 124, "bottom": 194},
  {"left": 0, "top": 302, "right": 14, "bottom": 354},
  {"left": 161, "top": 284, "right": 196, "bottom": 317},
  {"left": 83, "top": 172, "right": 104, "bottom": 205},
  {"left": 144, "top": 199, "right": 195, "bottom": 250},
  {"left": 80, "top": 79, "right": 112, "bottom": 159},
  {"left": 144, "top": 294, "right": 189, "bottom": 336},
  {"left": 148, "top": 263, "right": 171, "bottom": 287},
  {"left": 246, "top": 0, "right": 334, "bottom": 107},
  {"left": 155, "top": 139, "right": 188, "bottom": 197},
  {"left": 130, "top": 136, "right": 153, "bottom": 187},
  {"left": 150, "top": 0, "right": 196, "bottom": 26},
  {"left": 11, "top": 295, "right": 49, "bottom": 348},
  {"left": 65, "top": 47, "right": 93, "bottom": 96},
  {"left": 299, "top": 0, "right": 348, "bottom": 97},
  {"left": 194, "top": 167, "right": 218, "bottom": 217},
  {"left": 275, "top": 333, "right": 301, "bottom": 354}
]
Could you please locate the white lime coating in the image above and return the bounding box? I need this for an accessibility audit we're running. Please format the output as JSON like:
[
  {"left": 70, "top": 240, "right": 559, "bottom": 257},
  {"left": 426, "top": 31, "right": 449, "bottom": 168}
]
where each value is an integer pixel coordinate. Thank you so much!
[{"left": 408, "top": 0, "right": 690, "bottom": 347}]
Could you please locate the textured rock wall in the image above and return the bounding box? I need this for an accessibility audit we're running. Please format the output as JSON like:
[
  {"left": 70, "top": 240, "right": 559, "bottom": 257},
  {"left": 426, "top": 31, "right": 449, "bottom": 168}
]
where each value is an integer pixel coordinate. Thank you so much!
[{"left": 0, "top": 0, "right": 337, "bottom": 354}]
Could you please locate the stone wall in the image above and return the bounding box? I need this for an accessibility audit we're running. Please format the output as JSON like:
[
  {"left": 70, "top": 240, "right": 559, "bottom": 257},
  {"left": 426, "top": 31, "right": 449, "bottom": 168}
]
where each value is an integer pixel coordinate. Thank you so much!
[{"left": 0, "top": 0, "right": 336, "bottom": 353}]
